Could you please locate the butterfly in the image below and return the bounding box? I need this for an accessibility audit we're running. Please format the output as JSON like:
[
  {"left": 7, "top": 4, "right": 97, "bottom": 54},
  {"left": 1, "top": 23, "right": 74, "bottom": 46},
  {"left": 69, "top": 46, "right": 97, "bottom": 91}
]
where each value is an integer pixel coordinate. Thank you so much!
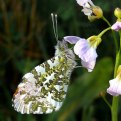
[{"left": 12, "top": 14, "right": 77, "bottom": 114}]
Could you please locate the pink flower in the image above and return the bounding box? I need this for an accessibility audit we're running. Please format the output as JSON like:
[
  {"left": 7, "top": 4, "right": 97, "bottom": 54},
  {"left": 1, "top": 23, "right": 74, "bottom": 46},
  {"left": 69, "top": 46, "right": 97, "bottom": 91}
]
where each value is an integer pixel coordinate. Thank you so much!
[
  {"left": 74, "top": 38, "right": 97, "bottom": 72},
  {"left": 107, "top": 65, "right": 121, "bottom": 96},
  {"left": 64, "top": 36, "right": 98, "bottom": 72},
  {"left": 107, "top": 78, "right": 121, "bottom": 96},
  {"left": 111, "top": 21, "right": 121, "bottom": 31}
]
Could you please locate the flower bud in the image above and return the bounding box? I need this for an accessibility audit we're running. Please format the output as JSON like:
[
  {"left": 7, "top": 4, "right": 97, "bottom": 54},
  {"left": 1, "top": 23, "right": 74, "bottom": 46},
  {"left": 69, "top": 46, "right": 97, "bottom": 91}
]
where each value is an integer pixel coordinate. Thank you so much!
[
  {"left": 88, "top": 6, "right": 103, "bottom": 21},
  {"left": 114, "top": 8, "right": 121, "bottom": 19}
]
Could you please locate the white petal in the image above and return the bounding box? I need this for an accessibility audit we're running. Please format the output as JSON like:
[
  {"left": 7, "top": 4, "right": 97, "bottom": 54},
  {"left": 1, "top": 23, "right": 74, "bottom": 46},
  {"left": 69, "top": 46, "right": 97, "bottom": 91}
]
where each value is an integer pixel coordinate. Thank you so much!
[
  {"left": 76, "top": 0, "right": 94, "bottom": 7},
  {"left": 82, "top": 8, "right": 92, "bottom": 16}
]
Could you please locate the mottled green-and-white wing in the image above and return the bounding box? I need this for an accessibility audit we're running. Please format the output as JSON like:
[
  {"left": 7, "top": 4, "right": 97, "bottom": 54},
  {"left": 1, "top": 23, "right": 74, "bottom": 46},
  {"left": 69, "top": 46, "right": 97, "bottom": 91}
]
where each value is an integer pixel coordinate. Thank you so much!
[{"left": 12, "top": 55, "right": 70, "bottom": 114}]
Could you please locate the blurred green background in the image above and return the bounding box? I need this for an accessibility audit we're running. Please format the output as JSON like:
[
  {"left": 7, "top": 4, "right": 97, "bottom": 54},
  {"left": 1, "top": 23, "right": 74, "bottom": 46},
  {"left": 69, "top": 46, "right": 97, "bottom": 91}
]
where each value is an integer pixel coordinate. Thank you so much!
[{"left": 0, "top": 0, "right": 121, "bottom": 121}]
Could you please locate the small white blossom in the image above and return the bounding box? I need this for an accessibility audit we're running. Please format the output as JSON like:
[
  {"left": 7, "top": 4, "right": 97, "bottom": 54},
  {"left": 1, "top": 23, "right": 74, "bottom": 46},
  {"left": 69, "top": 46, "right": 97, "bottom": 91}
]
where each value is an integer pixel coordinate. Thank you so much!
[
  {"left": 76, "top": 0, "right": 95, "bottom": 16},
  {"left": 76, "top": 0, "right": 103, "bottom": 21}
]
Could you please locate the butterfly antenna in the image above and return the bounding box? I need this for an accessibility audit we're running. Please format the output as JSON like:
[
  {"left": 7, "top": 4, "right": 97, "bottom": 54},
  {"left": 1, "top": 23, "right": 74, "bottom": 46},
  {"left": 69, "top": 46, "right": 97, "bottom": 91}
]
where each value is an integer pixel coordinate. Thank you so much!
[
  {"left": 51, "top": 13, "right": 58, "bottom": 41},
  {"left": 55, "top": 14, "right": 58, "bottom": 41}
]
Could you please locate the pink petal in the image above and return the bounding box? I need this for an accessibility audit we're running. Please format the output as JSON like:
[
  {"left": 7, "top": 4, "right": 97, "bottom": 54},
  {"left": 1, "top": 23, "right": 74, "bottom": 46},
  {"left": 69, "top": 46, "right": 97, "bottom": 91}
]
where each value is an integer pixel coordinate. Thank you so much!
[
  {"left": 111, "top": 21, "right": 121, "bottom": 31},
  {"left": 107, "top": 78, "right": 121, "bottom": 96},
  {"left": 81, "top": 59, "right": 96, "bottom": 72},
  {"left": 80, "top": 47, "right": 97, "bottom": 62},
  {"left": 64, "top": 36, "right": 81, "bottom": 44},
  {"left": 74, "top": 39, "right": 97, "bottom": 62},
  {"left": 74, "top": 38, "right": 88, "bottom": 55}
]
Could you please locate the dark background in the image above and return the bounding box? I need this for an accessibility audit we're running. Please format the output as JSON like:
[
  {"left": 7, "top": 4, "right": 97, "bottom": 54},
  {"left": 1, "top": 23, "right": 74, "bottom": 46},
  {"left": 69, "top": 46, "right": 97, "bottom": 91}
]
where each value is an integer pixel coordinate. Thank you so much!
[{"left": 0, "top": 0, "right": 121, "bottom": 121}]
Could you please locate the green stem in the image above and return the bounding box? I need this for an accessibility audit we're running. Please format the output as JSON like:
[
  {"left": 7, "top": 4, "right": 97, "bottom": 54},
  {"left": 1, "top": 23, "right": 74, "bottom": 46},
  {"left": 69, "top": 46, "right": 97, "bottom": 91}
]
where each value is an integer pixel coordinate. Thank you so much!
[
  {"left": 111, "top": 50, "right": 120, "bottom": 121},
  {"left": 113, "top": 30, "right": 119, "bottom": 53},
  {"left": 98, "top": 27, "right": 111, "bottom": 37},
  {"left": 120, "top": 31, "right": 121, "bottom": 48},
  {"left": 102, "top": 16, "right": 118, "bottom": 52},
  {"left": 111, "top": 97, "right": 119, "bottom": 121},
  {"left": 114, "top": 51, "right": 120, "bottom": 77},
  {"left": 114, "top": 31, "right": 121, "bottom": 77},
  {"left": 102, "top": 95, "right": 111, "bottom": 109},
  {"left": 111, "top": 29, "right": 121, "bottom": 121},
  {"left": 102, "top": 16, "right": 111, "bottom": 26}
]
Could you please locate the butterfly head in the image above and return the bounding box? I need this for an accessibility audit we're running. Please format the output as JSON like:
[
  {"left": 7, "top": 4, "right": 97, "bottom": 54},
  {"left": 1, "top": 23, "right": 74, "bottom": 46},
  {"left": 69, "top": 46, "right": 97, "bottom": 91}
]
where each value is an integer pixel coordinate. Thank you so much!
[{"left": 55, "top": 40, "right": 76, "bottom": 60}]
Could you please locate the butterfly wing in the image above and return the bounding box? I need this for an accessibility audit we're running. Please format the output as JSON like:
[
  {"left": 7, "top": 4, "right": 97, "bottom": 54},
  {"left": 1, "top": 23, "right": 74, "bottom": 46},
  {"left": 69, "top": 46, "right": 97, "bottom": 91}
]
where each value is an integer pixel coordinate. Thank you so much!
[{"left": 12, "top": 55, "right": 72, "bottom": 114}]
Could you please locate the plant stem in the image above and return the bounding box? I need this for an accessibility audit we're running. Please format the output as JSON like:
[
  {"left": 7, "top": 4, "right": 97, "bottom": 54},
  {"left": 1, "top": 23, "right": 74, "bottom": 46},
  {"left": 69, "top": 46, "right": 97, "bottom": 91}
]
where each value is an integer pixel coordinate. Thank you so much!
[
  {"left": 114, "top": 50, "right": 120, "bottom": 77},
  {"left": 101, "top": 18, "right": 120, "bottom": 120},
  {"left": 111, "top": 97, "right": 119, "bottom": 121},
  {"left": 111, "top": 52, "right": 119, "bottom": 121},
  {"left": 111, "top": 30, "right": 121, "bottom": 121},
  {"left": 120, "top": 31, "right": 121, "bottom": 49},
  {"left": 98, "top": 27, "right": 111, "bottom": 37},
  {"left": 102, "top": 95, "right": 111, "bottom": 109},
  {"left": 102, "top": 16, "right": 111, "bottom": 26},
  {"left": 102, "top": 16, "right": 118, "bottom": 52},
  {"left": 114, "top": 31, "right": 121, "bottom": 77}
]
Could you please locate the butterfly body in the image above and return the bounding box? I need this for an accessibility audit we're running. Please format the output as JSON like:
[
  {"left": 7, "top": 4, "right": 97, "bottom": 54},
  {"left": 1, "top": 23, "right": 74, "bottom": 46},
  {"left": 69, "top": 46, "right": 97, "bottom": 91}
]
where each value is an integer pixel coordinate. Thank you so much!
[{"left": 12, "top": 40, "right": 77, "bottom": 114}]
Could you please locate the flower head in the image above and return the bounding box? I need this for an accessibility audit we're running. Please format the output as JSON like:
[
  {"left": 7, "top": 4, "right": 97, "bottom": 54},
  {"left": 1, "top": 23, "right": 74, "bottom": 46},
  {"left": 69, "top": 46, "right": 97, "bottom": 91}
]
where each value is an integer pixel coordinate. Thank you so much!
[
  {"left": 76, "top": 0, "right": 94, "bottom": 16},
  {"left": 107, "top": 65, "right": 121, "bottom": 96},
  {"left": 111, "top": 21, "right": 121, "bottom": 31},
  {"left": 114, "top": 8, "right": 121, "bottom": 19},
  {"left": 64, "top": 36, "right": 101, "bottom": 72},
  {"left": 111, "top": 8, "right": 121, "bottom": 31},
  {"left": 76, "top": 0, "right": 103, "bottom": 21}
]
